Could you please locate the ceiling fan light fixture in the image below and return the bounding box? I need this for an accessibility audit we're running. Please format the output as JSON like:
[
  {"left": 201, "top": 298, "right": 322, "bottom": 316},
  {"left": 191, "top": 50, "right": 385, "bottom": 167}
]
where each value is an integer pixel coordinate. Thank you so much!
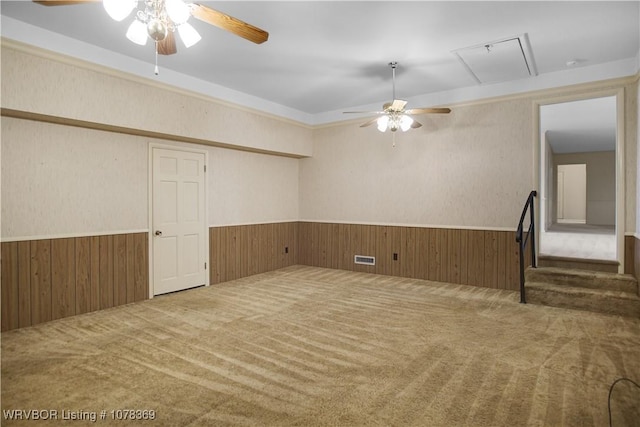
[
  {"left": 147, "top": 19, "right": 168, "bottom": 41},
  {"left": 126, "top": 19, "right": 148, "bottom": 46},
  {"left": 178, "top": 22, "right": 202, "bottom": 48},
  {"left": 376, "top": 115, "right": 389, "bottom": 132},
  {"left": 103, "top": 0, "right": 136, "bottom": 22},
  {"left": 343, "top": 62, "right": 449, "bottom": 136},
  {"left": 400, "top": 115, "right": 414, "bottom": 132},
  {"left": 33, "top": 0, "right": 269, "bottom": 75},
  {"left": 166, "top": 0, "right": 191, "bottom": 25}
]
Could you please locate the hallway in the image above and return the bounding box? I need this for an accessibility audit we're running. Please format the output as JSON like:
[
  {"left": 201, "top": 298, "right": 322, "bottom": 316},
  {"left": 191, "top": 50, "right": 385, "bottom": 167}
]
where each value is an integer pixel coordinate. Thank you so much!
[{"left": 539, "top": 223, "right": 616, "bottom": 261}]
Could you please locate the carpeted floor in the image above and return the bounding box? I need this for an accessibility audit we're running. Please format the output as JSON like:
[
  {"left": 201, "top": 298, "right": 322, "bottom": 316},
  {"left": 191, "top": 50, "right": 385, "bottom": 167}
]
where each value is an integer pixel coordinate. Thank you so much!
[
  {"left": 2, "top": 266, "right": 640, "bottom": 426},
  {"left": 540, "top": 224, "right": 616, "bottom": 261}
]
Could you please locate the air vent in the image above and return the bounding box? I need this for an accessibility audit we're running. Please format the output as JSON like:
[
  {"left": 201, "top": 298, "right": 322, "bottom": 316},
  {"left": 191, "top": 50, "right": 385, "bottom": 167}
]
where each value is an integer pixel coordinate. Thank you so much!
[
  {"left": 452, "top": 33, "right": 538, "bottom": 84},
  {"left": 354, "top": 255, "right": 375, "bottom": 266}
]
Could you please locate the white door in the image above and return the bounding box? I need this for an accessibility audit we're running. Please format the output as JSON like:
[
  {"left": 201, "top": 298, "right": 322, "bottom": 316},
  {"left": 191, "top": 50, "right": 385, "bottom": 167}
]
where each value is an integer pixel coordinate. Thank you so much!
[
  {"left": 557, "top": 163, "right": 587, "bottom": 224},
  {"left": 152, "top": 147, "right": 207, "bottom": 295}
]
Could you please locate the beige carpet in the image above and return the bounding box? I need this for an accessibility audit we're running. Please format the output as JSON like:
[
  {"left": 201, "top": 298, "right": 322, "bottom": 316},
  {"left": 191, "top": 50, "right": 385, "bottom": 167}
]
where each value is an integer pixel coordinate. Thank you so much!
[{"left": 2, "top": 266, "right": 640, "bottom": 426}]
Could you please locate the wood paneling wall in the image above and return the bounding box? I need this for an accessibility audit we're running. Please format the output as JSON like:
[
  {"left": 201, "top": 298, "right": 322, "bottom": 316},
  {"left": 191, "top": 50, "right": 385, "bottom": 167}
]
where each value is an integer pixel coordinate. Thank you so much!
[
  {"left": 209, "top": 222, "right": 298, "bottom": 285},
  {"left": 298, "top": 222, "right": 525, "bottom": 291},
  {"left": 1, "top": 233, "right": 148, "bottom": 331},
  {"left": 628, "top": 235, "right": 639, "bottom": 278},
  {"left": 0, "top": 222, "right": 553, "bottom": 331}
]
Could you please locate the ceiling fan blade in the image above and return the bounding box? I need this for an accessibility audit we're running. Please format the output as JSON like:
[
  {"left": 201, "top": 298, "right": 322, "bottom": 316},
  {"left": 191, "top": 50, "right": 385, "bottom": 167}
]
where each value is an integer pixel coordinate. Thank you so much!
[
  {"left": 158, "top": 32, "right": 177, "bottom": 55},
  {"left": 389, "top": 99, "right": 407, "bottom": 111},
  {"left": 190, "top": 3, "right": 269, "bottom": 44},
  {"left": 343, "top": 111, "right": 385, "bottom": 114},
  {"left": 411, "top": 120, "right": 423, "bottom": 129},
  {"left": 360, "top": 117, "right": 380, "bottom": 128},
  {"left": 33, "top": 0, "right": 100, "bottom": 4},
  {"left": 405, "top": 107, "right": 452, "bottom": 115}
]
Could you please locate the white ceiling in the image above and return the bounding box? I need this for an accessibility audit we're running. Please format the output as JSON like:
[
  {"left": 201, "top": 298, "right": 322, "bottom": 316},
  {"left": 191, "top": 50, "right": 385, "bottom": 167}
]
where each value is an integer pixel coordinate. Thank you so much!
[{"left": 1, "top": 1, "right": 639, "bottom": 128}]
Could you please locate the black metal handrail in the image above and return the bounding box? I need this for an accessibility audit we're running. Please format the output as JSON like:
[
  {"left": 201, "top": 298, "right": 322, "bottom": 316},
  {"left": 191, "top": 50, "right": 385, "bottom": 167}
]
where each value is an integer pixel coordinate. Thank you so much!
[{"left": 515, "top": 190, "right": 537, "bottom": 303}]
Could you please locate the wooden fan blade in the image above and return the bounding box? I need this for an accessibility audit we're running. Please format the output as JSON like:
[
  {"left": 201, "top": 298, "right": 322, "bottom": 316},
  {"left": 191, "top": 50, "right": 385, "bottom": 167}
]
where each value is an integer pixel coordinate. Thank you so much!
[
  {"left": 33, "top": 0, "right": 99, "bottom": 4},
  {"left": 405, "top": 107, "right": 451, "bottom": 115},
  {"left": 360, "top": 117, "right": 379, "bottom": 128},
  {"left": 190, "top": 3, "right": 269, "bottom": 44},
  {"left": 158, "top": 32, "right": 177, "bottom": 55},
  {"left": 411, "top": 120, "right": 423, "bottom": 129},
  {"left": 390, "top": 99, "right": 407, "bottom": 111}
]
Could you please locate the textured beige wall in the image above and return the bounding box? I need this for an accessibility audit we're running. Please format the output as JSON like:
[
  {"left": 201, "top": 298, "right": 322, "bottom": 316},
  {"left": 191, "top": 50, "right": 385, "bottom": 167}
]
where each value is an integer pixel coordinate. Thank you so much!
[
  {"left": 1, "top": 45, "right": 313, "bottom": 158},
  {"left": 301, "top": 81, "right": 638, "bottom": 231},
  {"left": 1, "top": 118, "right": 148, "bottom": 238},
  {"left": 207, "top": 148, "right": 299, "bottom": 226},
  {"left": 300, "top": 98, "right": 534, "bottom": 229},
  {"left": 1, "top": 118, "right": 300, "bottom": 240},
  {"left": 1, "top": 44, "right": 303, "bottom": 240},
  {"left": 2, "top": 44, "right": 637, "bottom": 237}
]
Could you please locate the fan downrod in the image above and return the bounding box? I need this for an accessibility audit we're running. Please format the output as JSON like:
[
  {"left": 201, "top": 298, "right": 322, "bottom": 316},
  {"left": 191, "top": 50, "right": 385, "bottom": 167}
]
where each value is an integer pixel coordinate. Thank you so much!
[{"left": 389, "top": 61, "right": 398, "bottom": 101}]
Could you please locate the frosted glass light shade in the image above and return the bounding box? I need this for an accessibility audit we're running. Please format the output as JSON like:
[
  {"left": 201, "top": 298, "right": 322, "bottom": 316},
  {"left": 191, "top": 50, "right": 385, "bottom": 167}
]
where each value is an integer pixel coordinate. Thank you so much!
[
  {"left": 126, "top": 19, "right": 148, "bottom": 46},
  {"left": 376, "top": 115, "right": 389, "bottom": 132},
  {"left": 178, "top": 23, "right": 201, "bottom": 48},
  {"left": 103, "top": 0, "right": 136, "bottom": 22},
  {"left": 399, "top": 115, "right": 414, "bottom": 131},
  {"left": 166, "top": 0, "right": 191, "bottom": 25}
]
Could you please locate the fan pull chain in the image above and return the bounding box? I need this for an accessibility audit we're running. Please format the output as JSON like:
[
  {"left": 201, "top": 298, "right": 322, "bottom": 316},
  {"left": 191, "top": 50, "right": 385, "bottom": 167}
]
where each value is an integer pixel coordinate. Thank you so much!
[{"left": 154, "top": 42, "right": 159, "bottom": 75}]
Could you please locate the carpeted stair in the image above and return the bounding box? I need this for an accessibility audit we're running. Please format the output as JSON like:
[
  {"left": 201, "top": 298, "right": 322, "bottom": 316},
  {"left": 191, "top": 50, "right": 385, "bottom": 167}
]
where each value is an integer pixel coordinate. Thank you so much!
[{"left": 525, "top": 266, "right": 640, "bottom": 317}]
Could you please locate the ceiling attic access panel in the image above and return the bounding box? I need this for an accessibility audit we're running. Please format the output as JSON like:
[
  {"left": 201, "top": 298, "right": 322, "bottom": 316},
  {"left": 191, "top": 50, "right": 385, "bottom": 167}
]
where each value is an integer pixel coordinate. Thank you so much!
[{"left": 453, "top": 34, "right": 538, "bottom": 84}]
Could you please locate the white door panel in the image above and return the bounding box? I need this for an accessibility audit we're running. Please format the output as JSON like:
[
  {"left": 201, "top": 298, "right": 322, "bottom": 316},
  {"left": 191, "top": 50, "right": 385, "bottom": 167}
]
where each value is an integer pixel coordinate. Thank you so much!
[
  {"left": 152, "top": 148, "right": 207, "bottom": 295},
  {"left": 557, "top": 164, "right": 586, "bottom": 224}
]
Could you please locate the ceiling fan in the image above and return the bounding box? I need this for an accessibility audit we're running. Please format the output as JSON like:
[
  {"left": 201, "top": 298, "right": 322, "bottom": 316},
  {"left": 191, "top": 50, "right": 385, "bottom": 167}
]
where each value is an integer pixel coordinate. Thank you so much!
[
  {"left": 344, "top": 62, "right": 451, "bottom": 133},
  {"left": 34, "top": 0, "right": 269, "bottom": 73}
]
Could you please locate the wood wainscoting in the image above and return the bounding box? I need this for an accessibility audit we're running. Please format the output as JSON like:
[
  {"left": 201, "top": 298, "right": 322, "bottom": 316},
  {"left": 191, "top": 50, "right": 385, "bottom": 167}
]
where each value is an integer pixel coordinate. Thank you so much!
[
  {"left": 3, "top": 223, "right": 632, "bottom": 332},
  {"left": 298, "top": 222, "right": 527, "bottom": 291},
  {"left": 1, "top": 222, "right": 533, "bottom": 331},
  {"left": 209, "top": 222, "right": 299, "bottom": 285},
  {"left": 629, "top": 235, "right": 639, "bottom": 278},
  {"left": 1, "top": 233, "right": 148, "bottom": 332}
]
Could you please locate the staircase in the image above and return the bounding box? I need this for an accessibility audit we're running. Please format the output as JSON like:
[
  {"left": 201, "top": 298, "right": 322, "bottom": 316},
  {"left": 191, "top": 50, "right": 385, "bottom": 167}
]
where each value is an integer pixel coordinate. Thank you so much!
[{"left": 525, "top": 266, "right": 640, "bottom": 317}]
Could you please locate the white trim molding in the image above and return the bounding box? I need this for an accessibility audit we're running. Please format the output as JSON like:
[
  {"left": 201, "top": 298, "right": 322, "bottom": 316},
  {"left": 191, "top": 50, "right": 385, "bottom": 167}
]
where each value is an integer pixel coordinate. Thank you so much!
[
  {"left": 533, "top": 87, "right": 626, "bottom": 274},
  {"left": 1, "top": 229, "right": 150, "bottom": 243}
]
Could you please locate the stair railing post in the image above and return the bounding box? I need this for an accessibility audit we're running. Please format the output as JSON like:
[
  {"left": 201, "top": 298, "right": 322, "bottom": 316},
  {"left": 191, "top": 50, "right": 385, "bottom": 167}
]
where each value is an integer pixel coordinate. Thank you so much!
[
  {"left": 519, "top": 239, "right": 526, "bottom": 303},
  {"left": 516, "top": 190, "right": 537, "bottom": 304},
  {"left": 530, "top": 194, "right": 537, "bottom": 268}
]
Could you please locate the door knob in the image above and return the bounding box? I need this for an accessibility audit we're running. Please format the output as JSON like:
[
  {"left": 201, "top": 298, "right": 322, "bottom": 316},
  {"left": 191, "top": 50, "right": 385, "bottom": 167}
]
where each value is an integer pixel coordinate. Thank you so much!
[{"left": 155, "top": 230, "right": 162, "bottom": 236}]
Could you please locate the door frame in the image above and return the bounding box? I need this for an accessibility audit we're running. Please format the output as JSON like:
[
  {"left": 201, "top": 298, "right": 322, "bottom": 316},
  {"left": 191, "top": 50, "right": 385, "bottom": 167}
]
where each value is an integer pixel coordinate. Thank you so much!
[
  {"left": 533, "top": 87, "right": 625, "bottom": 273},
  {"left": 148, "top": 142, "right": 210, "bottom": 298}
]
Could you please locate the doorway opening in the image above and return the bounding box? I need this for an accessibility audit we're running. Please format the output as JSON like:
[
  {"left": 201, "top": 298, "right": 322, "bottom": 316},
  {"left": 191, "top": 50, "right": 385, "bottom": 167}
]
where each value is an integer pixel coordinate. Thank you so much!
[{"left": 538, "top": 94, "right": 621, "bottom": 268}]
